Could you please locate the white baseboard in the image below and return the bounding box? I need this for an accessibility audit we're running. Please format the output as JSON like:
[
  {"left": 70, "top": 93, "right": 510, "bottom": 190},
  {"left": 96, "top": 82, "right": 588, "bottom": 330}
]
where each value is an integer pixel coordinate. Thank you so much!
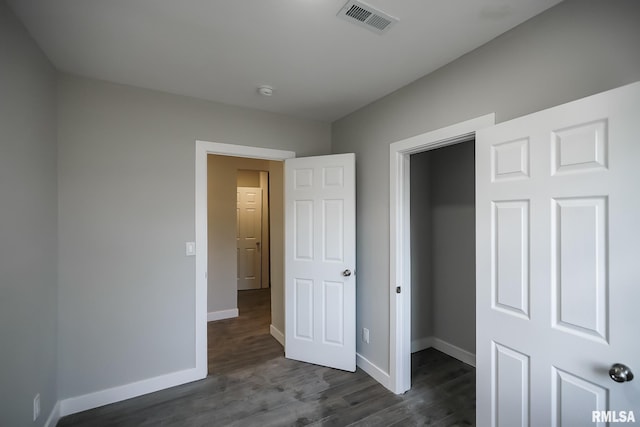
[
  {"left": 411, "top": 336, "right": 434, "bottom": 353},
  {"left": 44, "top": 401, "right": 60, "bottom": 427},
  {"left": 431, "top": 337, "right": 476, "bottom": 367},
  {"left": 356, "top": 352, "right": 391, "bottom": 391},
  {"left": 59, "top": 367, "right": 204, "bottom": 417},
  {"left": 207, "top": 308, "right": 238, "bottom": 322},
  {"left": 270, "top": 324, "right": 285, "bottom": 347},
  {"left": 412, "top": 336, "right": 476, "bottom": 367}
]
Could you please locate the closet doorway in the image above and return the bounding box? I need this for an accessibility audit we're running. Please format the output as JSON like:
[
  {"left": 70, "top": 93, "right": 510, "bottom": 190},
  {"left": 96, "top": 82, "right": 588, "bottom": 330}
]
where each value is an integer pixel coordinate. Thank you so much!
[
  {"left": 409, "top": 140, "right": 476, "bottom": 364},
  {"left": 388, "top": 114, "right": 495, "bottom": 394}
]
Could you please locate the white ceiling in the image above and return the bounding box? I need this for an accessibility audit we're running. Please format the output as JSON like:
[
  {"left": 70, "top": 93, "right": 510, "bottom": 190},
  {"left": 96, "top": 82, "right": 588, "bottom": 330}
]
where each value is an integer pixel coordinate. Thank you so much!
[{"left": 8, "top": 0, "right": 562, "bottom": 122}]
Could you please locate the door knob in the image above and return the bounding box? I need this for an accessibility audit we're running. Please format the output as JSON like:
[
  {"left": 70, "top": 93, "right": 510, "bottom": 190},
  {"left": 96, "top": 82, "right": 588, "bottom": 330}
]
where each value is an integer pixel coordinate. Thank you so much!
[
  {"left": 342, "top": 269, "right": 352, "bottom": 277},
  {"left": 609, "top": 363, "right": 634, "bottom": 383}
]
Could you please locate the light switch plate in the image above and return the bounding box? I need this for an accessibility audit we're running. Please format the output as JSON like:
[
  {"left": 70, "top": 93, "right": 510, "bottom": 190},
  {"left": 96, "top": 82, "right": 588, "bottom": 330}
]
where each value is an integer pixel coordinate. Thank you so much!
[{"left": 185, "top": 241, "right": 196, "bottom": 256}]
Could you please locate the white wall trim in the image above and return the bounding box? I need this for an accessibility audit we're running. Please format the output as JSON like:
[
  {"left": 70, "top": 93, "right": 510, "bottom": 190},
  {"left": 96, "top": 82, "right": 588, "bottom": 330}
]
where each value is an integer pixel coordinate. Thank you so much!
[
  {"left": 356, "top": 352, "right": 392, "bottom": 391},
  {"left": 410, "top": 336, "right": 434, "bottom": 353},
  {"left": 411, "top": 336, "right": 476, "bottom": 367},
  {"left": 59, "top": 367, "right": 201, "bottom": 417},
  {"left": 431, "top": 338, "right": 476, "bottom": 367},
  {"left": 207, "top": 308, "right": 239, "bottom": 322},
  {"left": 389, "top": 114, "right": 495, "bottom": 394},
  {"left": 270, "top": 324, "right": 285, "bottom": 347},
  {"left": 196, "top": 140, "right": 295, "bottom": 382},
  {"left": 44, "top": 401, "right": 60, "bottom": 427},
  {"left": 198, "top": 141, "right": 297, "bottom": 161}
]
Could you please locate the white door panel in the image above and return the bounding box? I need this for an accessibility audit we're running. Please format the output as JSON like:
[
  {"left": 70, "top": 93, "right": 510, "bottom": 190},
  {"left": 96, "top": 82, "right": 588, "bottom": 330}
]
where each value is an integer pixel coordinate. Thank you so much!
[
  {"left": 237, "top": 187, "right": 262, "bottom": 290},
  {"left": 285, "top": 153, "right": 356, "bottom": 372},
  {"left": 477, "top": 82, "right": 640, "bottom": 426}
]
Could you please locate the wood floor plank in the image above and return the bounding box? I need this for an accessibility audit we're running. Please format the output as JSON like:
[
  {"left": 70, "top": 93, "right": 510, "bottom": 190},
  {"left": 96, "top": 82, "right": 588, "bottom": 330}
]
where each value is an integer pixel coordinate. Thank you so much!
[{"left": 58, "top": 289, "right": 476, "bottom": 426}]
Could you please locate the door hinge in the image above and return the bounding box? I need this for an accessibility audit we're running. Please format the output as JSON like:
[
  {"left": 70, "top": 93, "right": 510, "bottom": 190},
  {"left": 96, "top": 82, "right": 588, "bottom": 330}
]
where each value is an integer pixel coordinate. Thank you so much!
[{"left": 396, "top": 286, "right": 401, "bottom": 294}]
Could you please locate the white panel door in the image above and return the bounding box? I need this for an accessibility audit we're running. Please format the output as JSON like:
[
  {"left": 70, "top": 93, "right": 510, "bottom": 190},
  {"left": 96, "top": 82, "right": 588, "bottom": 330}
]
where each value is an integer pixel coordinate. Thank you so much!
[
  {"left": 285, "top": 153, "right": 356, "bottom": 372},
  {"left": 476, "top": 82, "right": 640, "bottom": 426},
  {"left": 237, "top": 187, "right": 262, "bottom": 290}
]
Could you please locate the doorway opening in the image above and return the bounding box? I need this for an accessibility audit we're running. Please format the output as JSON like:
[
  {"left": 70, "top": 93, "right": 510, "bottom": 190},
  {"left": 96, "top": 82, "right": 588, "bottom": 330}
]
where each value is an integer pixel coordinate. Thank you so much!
[
  {"left": 206, "top": 154, "right": 285, "bottom": 374},
  {"left": 388, "top": 114, "right": 495, "bottom": 394},
  {"left": 409, "top": 142, "right": 475, "bottom": 362},
  {"left": 196, "top": 141, "right": 358, "bottom": 378},
  {"left": 407, "top": 141, "right": 476, "bottom": 421},
  {"left": 194, "top": 141, "right": 295, "bottom": 379}
]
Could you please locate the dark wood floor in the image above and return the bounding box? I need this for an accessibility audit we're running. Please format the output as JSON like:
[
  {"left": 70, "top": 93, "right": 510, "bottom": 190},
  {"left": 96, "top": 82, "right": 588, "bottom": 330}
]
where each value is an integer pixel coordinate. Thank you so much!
[{"left": 58, "top": 289, "right": 475, "bottom": 426}]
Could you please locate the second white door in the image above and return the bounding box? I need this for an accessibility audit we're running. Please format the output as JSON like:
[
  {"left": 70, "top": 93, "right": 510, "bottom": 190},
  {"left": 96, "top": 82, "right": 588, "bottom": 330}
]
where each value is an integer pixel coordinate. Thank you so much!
[
  {"left": 284, "top": 153, "right": 356, "bottom": 372},
  {"left": 237, "top": 187, "right": 262, "bottom": 290}
]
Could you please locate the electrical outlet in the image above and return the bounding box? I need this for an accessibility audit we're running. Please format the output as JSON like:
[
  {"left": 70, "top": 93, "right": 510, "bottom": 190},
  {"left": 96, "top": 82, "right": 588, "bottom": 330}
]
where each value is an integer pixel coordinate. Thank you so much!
[
  {"left": 33, "top": 394, "right": 40, "bottom": 421},
  {"left": 362, "top": 328, "right": 370, "bottom": 344}
]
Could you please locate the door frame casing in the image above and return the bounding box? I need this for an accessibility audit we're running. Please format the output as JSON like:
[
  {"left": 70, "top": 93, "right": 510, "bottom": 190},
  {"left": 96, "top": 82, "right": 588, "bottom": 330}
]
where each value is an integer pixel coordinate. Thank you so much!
[
  {"left": 388, "top": 114, "right": 495, "bottom": 394},
  {"left": 195, "top": 140, "right": 295, "bottom": 377}
]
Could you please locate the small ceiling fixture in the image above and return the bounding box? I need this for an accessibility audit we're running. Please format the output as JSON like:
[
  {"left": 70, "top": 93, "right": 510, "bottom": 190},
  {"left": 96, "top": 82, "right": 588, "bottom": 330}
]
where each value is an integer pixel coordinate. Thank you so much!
[{"left": 258, "top": 85, "right": 274, "bottom": 96}]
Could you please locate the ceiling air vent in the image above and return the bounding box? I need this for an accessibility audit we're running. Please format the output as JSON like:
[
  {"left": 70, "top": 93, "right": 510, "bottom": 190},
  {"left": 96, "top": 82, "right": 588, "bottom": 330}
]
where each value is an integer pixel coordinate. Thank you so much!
[{"left": 337, "top": 0, "right": 398, "bottom": 35}]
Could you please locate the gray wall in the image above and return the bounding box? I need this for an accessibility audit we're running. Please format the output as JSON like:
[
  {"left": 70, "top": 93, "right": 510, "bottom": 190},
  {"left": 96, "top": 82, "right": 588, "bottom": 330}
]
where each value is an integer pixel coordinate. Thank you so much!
[
  {"left": 430, "top": 142, "right": 475, "bottom": 353},
  {"left": 332, "top": 0, "right": 640, "bottom": 373},
  {"left": 57, "top": 74, "right": 330, "bottom": 398},
  {"left": 411, "top": 143, "right": 475, "bottom": 354},
  {"left": 0, "top": 1, "right": 58, "bottom": 425}
]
